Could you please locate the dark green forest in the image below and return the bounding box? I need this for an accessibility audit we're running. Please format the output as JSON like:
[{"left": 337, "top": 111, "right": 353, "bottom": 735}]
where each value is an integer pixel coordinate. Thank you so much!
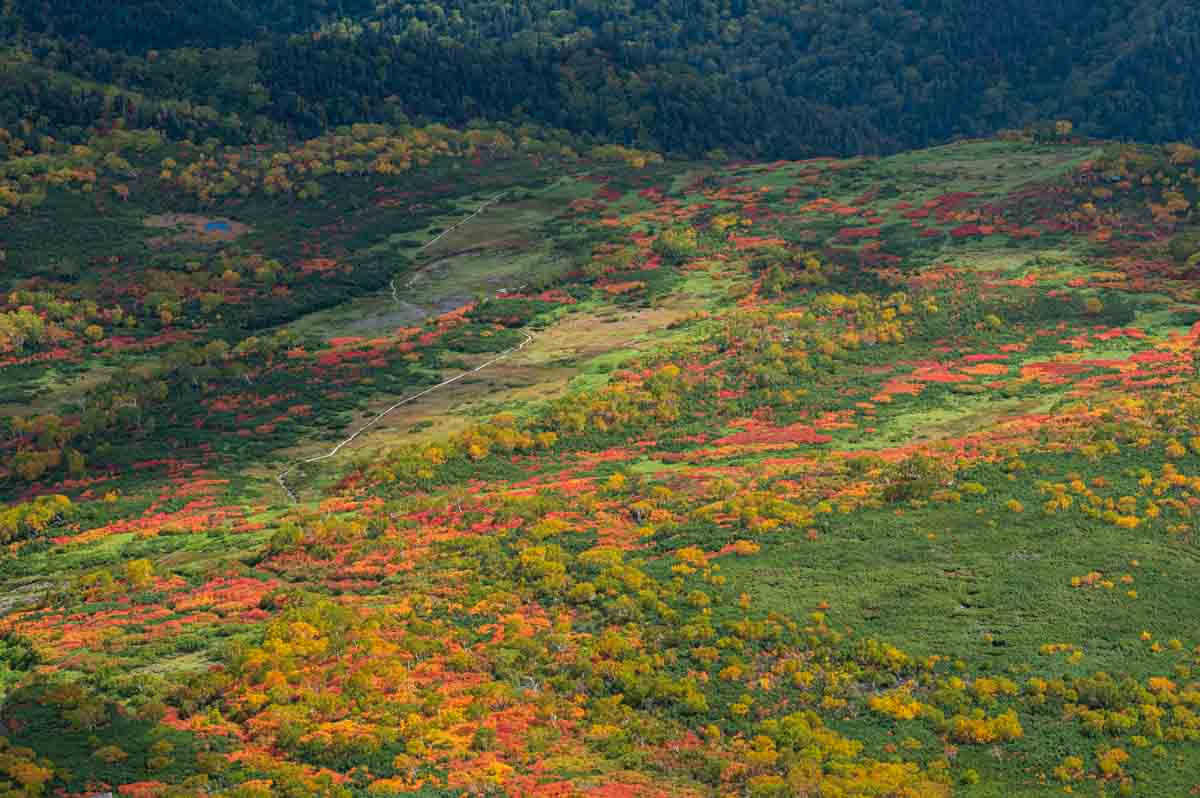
[{"left": 2, "top": 0, "right": 1198, "bottom": 157}]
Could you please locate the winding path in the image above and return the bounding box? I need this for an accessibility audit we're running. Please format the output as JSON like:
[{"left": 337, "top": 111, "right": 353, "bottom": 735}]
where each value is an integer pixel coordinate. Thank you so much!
[
  {"left": 393, "top": 190, "right": 508, "bottom": 296},
  {"left": 275, "top": 331, "right": 532, "bottom": 502},
  {"left": 276, "top": 190, "right": 525, "bottom": 503}
]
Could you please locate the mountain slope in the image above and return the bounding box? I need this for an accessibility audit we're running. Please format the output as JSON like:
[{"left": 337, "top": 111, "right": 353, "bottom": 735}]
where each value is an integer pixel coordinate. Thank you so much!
[
  {"left": 4, "top": 126, "right": 1200, "bottom": 795},
  {"left": 2, "top": 0, "right": 1197, "bottom": 156}
]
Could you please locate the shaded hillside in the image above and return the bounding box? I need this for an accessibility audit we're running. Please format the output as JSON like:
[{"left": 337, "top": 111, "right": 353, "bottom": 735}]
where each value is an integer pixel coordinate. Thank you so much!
[{"left": 2, "top": 0, "right": 1197, "bottom": 156}]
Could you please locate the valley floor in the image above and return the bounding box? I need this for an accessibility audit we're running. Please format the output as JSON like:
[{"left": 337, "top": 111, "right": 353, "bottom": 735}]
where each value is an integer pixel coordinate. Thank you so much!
[{"left": 2, "top": 135, "right": 1200, "bottom": 797}]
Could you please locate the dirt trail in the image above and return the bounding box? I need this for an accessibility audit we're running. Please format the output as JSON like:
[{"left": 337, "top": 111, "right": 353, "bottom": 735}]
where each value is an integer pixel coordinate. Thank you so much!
[
  {"left": 272, "top": 172, "right": 666, "bottom": 502},
  {"left": 275, "top": 331, "right": 532, "bottom": 502},
  {"left": 275, "top": 191, "right": 522, "bottom": 503}
]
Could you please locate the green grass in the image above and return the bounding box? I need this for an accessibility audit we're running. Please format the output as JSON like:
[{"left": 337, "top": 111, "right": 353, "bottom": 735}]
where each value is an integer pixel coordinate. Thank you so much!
[{"left": 716, "top": 451, "right": 1197, "bottom": 677}]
